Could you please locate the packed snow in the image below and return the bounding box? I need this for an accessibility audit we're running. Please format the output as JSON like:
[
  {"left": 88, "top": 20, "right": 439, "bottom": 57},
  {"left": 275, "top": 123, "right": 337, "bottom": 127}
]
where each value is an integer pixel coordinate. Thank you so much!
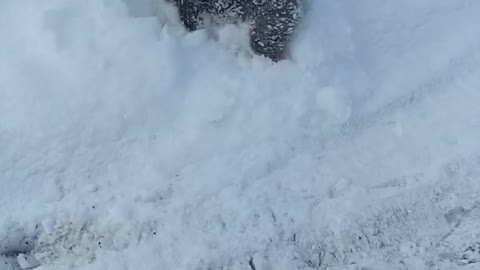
[{"left": 1, "top": 0, "right": 480, "bottom": 269}]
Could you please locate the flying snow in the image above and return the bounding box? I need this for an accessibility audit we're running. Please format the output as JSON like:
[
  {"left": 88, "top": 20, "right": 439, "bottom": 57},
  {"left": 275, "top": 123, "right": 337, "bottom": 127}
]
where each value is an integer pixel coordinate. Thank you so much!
[{"left": 1, "top": 0, "right": 480, "bottom": 269}]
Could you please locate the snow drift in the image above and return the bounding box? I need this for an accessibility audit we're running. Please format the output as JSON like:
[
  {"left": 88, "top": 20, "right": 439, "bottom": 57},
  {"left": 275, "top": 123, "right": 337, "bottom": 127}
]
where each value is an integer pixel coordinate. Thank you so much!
[{"left": 1, "top": 0, "right": 480, "bottom": 269}]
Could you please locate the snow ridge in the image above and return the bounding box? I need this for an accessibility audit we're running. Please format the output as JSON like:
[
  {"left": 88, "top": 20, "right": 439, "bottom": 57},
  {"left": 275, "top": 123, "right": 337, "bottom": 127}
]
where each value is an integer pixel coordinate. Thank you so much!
[{"left": 1, "top": 0, "right": 480, "bottom": 269}]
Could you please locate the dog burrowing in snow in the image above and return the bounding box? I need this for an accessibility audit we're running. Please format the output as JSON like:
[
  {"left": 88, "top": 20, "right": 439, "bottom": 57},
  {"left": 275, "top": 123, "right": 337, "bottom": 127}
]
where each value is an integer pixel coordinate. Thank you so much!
[{"left": 159, "top": 0, "right": 303, "bottom": 61}]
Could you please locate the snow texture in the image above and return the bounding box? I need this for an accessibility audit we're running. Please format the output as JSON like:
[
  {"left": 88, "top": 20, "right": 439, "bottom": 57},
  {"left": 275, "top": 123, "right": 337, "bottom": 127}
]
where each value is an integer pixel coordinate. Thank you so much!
[{"left": 1, "top": 0, "right": 480, "bottom": 269}]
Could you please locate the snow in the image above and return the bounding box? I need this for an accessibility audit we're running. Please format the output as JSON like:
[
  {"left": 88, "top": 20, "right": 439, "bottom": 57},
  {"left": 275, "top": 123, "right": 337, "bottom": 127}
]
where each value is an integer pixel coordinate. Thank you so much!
[{"left": 1, "top": 0, "right": 480, "bottom": 269}]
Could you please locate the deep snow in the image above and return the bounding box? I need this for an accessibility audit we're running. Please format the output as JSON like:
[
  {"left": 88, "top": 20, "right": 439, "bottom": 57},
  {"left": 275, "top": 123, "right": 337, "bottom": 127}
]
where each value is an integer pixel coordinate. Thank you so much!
[{"left": 1, "top": 0, "right": 480, "bottom": 269}]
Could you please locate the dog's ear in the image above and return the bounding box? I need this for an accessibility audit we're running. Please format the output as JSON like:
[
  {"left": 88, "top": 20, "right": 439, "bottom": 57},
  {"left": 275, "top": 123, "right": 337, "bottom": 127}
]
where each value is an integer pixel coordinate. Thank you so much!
[
  {"left": 248, "top": 0, "right": 303, "bottom": 61},
  {"left": 176, "top": 1, "right": 204, "bottom": 31}
]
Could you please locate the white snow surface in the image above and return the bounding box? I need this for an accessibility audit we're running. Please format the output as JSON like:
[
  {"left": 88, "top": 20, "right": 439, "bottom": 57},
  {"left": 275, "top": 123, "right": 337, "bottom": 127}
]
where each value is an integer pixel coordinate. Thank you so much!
[{"left": 1, "top": 0, "right": 480, "bottom": 269}]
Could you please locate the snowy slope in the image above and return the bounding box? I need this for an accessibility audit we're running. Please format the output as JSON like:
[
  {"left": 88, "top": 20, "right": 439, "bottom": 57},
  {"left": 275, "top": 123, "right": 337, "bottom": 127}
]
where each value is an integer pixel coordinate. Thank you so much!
[{"left": 1, "top": 0, "right": 480, "bottom": 269}]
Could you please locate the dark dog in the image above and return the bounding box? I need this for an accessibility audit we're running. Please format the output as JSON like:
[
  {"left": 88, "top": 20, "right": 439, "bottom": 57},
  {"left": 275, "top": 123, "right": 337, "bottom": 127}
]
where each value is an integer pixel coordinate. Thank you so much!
[{"left": 171, "top": 0, "right": 303, "bottom": 61}]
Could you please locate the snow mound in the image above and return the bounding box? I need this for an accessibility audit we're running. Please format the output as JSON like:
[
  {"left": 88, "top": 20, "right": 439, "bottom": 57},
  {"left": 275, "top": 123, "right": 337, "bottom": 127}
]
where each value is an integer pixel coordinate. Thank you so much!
[{"left": 1, "top": 0, "right": 480, "bottom": 269}]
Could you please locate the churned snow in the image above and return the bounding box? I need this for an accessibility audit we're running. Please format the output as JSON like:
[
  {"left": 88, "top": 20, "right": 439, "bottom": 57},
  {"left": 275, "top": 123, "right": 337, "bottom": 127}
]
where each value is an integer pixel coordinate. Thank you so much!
[{"left": 1, "top": 0, "right": 480, "bottom": 269}]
